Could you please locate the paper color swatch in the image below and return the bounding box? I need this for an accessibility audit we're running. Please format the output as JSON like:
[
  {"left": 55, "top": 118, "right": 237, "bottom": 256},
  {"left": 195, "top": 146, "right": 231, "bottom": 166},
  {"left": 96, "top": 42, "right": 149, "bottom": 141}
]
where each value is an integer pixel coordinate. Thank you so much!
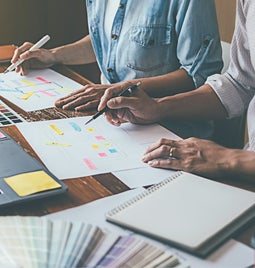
[
  {"left": 0, "top": 100, "right": 25, "bottom": 126},
  {"left": 0, "top": 217, "right": 185, "bottom": 268}
]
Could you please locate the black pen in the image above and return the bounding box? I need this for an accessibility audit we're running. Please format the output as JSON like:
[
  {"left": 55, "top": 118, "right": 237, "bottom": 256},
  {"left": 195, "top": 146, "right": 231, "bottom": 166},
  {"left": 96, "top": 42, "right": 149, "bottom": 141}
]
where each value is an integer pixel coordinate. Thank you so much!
[{"left": 85, "top": 81, "right": 141, "bottom": 125}]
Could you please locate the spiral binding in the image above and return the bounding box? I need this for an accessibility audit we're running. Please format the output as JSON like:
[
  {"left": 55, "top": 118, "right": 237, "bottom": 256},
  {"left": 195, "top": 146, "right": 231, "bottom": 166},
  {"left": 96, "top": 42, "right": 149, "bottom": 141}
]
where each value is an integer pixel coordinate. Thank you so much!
[{"left": 107, "top": 171, "right": 183, "bottom": 217}]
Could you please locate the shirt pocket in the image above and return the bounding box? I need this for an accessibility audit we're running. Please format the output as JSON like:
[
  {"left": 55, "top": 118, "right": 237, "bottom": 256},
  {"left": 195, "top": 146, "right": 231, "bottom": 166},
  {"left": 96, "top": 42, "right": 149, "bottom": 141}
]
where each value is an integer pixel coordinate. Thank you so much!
[{"left": 127, "top": 25, "right": 173, "bottom": 72}]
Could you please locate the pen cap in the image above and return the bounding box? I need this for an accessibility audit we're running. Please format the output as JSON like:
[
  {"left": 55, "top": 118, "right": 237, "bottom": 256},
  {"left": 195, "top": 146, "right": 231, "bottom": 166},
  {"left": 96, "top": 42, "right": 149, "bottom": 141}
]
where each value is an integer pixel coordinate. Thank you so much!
[{"left": 121, "top": 81, "right": 141, "bottom": 97}]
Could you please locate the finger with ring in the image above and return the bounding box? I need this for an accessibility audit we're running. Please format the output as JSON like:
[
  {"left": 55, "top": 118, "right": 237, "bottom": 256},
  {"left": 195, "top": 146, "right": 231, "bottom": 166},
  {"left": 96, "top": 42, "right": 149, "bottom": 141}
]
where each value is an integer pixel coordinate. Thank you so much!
[{"left": 169, "top": 147, "right": 175, "bottom": 157}]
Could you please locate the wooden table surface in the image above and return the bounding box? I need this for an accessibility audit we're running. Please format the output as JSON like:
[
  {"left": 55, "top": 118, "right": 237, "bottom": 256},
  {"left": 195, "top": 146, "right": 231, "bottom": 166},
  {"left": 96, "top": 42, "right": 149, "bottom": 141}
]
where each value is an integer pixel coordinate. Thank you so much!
[{"left": 0, "top": 64, "right": 254, "bottom": 249}]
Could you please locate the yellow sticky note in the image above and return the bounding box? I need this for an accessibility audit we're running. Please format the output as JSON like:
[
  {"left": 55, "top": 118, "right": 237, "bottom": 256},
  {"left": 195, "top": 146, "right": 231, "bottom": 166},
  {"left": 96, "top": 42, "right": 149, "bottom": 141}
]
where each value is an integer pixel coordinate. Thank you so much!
[
  {"left": 4, "top": 170, "right": 61, "bottom": 197},
  {"left": 92, "top": 144, "right": 99, "bottom": 149},
  {"left": 86, "top": 127, "right": 94, "bottom": 132},
  {"left": 49, "top": 124, "right": 64, "bottom": 135},
  {"left": 21, "top": 91, "right": 34, "bottom": 100},
  {"left": 21, "top": 80, "right": 36, "bottom": 86}
]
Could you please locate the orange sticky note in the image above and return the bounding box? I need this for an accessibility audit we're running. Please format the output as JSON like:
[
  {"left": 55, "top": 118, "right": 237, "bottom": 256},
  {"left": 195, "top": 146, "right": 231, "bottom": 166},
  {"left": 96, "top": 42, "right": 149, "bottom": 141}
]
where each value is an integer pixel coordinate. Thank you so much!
[{"left": 4, "top": 170, "right": 61, "bottom": 197}]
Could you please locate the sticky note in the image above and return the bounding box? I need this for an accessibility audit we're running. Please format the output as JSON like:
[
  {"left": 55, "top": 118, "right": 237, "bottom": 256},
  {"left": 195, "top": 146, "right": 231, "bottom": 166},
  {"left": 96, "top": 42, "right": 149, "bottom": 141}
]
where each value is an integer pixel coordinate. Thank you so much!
[
  {"left": 95, "top": 136, "right": 105, "bottom": 140},
  {"left": 92, "top": 144, "right": 99, "bottom": 149},
  {"left": 0, "top": 131, "right": 6, "bottom": 139},
  {"left": 86, "top": 127, "right": 94, "bottom": 132},
  {"left": 21, "top": 91, "right": 34, "bottom": 100},
  {"left": 4, "top": 170, "right": 61, "bottom": 197},
  {"left": 49, "top": 124, "right": 64, "bottom": 135},
  {"left": 36, "top": 76, "right": 50, "bottom": 83},
  {"left": 21, "top": 80, "right": 36, "bottom": 86},
  {"left": 69, "top": 121, "right": 81, "bottom": 132},
  {"left": 83, "top": 158, "right": 97, "bottom": 170},
  {"left": 45, "top": 141, "right": 71, "bottom": 147},
  {"left": 39, "top": 90, "right": 56, "bottom": 97}
]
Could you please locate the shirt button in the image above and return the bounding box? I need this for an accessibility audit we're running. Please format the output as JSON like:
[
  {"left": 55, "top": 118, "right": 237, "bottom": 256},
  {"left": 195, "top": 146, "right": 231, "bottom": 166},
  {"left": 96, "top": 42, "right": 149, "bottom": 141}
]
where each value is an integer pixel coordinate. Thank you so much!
[
  {"left": 203, "top": 39, "right": 210, "bottom": 46},
  {"left": 119, "top": 3, "right": 124, "bottom": 8},
  {"left": 107, "top": 68, "right": 113, "bottom": 72},
  {"left": 111, "top": 34, "right": 118, "bottom": 40}
]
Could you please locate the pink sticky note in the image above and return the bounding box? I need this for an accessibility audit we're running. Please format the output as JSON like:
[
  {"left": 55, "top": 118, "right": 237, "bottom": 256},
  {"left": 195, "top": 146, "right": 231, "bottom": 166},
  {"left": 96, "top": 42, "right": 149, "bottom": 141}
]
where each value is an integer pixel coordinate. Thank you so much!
[
  {"left": 83, "top": 158, "right": 97, "bottom": 170},
  {"left": 95, "top": 136, "right": 105, "bottom": 140},
  {"left": 98, "top": 152, "right": 107, "bottom": 157},
  {"left": 0, "top": 132, "right": 6, "bottom": 139},
  {"left": 36, "top": 77, "right": 50, "bottom": 83},
  {"left": 39, "top": 90, "right": 56, "bottom": 97}
]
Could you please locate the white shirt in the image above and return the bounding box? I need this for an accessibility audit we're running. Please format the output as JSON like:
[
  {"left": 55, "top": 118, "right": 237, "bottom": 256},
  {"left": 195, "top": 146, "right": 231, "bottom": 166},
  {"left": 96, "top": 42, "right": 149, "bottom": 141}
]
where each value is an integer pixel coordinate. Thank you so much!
[
  {"left": 104, "top": 0, "right": 120, "bottom": 41},
  {"left": 206, "top": 0, "right": 255, "bottom": 151},
  {"left": 101, "top": 0, "right": 120, "bottom": 84}
]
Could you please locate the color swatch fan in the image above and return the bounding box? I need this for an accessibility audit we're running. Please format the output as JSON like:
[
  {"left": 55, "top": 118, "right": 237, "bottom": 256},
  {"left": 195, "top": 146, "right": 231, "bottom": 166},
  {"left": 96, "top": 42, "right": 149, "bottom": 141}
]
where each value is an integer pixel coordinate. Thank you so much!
[{"left": 0, "top": 216, "right": 187, "bottom": 268}]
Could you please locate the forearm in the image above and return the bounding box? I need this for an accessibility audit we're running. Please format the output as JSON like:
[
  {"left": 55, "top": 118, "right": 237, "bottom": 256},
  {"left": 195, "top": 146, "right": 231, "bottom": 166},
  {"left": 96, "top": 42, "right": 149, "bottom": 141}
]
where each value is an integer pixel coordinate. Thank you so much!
[
  {"left": 223, "top": 149, "right": 255, "bottom": 182},
  {"left": 155, "top": 84, "right": 228, "bottom": 121},
  {"left": 126, "top": 69, "right": 195, "bottom": 98},
  {"left": 50, "top": 35, "right": 96, "bottom": 65}
]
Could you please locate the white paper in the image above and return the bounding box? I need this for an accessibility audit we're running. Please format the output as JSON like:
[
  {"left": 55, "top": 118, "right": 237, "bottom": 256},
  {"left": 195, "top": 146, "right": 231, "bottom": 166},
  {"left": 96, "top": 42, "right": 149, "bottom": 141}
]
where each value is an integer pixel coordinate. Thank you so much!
[
  {"left": 174, "top": 240, "right": 254, "bottom": 268},
  {"left": 114, "top": 123, "right": 181, "bottom": 187},
  {"left": 45, "top": 189, "right": 255, "bottom": 268},
  {"left": 118, "top": 122, "right": 181, "bottom": 148},
  {"left": 0, "top": 69, "right": 82, "bottom": 111},
  {"left": 113, "top": 167, "right": 176, "bottom": 188},
  {"left": 17, "top": 117, "right": 149, "bottom": 178},
  {"left": 45, "top": 188, "right": 145, "bottom": 233},
  {"left": 17, "top": 117, "right": 180, "bottom": 180}
]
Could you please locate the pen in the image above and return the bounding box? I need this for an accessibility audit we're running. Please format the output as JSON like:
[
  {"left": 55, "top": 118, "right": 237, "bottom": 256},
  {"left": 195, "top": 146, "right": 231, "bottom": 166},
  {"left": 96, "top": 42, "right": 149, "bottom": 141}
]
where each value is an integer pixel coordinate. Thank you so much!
[
  {"left": 4, "top": 35, "right": 50, "bottom": 74},
  {"left": 85, "top": 81, "right": 141, "bottom": 125}
]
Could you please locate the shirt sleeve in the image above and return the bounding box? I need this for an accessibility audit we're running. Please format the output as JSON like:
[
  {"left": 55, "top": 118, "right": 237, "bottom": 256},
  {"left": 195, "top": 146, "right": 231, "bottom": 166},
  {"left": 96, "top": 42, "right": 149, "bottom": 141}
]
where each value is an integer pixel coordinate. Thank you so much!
[
  {"left": 206, "top": 0, "right": 255, "bottom": 119},
  {"left": 175, "top": 0, "right": 223, "bottom": 87}
]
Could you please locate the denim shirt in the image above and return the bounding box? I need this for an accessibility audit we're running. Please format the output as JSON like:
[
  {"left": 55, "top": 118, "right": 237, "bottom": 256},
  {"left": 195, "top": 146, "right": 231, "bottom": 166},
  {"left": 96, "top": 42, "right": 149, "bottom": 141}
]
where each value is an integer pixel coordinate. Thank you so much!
[{"left": 86, "top": 0, "right": 223, "bottom": 87}]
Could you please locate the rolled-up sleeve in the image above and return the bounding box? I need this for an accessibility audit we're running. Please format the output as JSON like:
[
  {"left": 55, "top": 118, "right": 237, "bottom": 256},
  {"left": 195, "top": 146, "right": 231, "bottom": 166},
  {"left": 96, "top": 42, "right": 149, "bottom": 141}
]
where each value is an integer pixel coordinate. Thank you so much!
[
  {"left": 206, "top": 73, "right": 254, "bottom": 118},
  {"left": 176, "top": 0, "right": 223, "bottom": 87},
  {"left": 206, "top": 0, "right": 255, "bottom": 118}
]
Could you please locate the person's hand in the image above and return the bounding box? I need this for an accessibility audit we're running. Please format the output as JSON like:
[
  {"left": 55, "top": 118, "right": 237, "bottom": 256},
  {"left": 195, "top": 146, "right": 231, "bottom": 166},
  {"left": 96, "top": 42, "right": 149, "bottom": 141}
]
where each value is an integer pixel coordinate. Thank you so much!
[
  {"left": 98, "top": 84, "right": 161, "bottom": 126},
  {"left": 98, "top": 81, "right": 133, "bottom": 109},
  {"left": 142, "top": 137, "right": 233, "bottom": 179},
  {"left": 55, "top": 83, "right": 113, "bottom": 111},
  {"left": 55, "top": 81, "right": 140, "bottom": 111},
  {"left": 11, "top": 42, "right": 56, "bottom": 75}
]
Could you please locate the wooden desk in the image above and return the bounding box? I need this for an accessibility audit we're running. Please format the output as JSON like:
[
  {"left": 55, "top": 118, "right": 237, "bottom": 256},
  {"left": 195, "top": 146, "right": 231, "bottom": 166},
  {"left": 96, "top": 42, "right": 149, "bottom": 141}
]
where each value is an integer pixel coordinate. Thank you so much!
[{"left": 0, "top": 64, "right": 254, "bottom": 250}]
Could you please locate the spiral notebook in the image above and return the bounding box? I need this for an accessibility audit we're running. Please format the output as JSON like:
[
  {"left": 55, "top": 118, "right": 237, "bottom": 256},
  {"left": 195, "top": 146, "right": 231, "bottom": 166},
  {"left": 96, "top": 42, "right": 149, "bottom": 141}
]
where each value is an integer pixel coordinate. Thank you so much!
[{"left": 106, "top": 171, "right": 255, "bottom": 258}]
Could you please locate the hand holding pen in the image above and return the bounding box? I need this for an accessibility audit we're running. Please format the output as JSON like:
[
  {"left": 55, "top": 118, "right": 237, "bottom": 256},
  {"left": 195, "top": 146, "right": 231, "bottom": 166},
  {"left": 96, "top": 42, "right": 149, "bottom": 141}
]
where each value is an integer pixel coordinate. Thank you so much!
[
  {"left": 85, "top": 81, "right": 141, "bottom": 125},
  {"left": 4, "top": 35, "right": 51, "bottom": 74}
]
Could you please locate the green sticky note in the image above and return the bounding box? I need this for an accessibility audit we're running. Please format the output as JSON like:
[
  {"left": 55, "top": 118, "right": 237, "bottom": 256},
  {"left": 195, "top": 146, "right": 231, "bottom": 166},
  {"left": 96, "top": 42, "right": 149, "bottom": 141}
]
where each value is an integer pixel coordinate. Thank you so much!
[{"left": 4, "top": 170, "right": 61, "bottom": 197}]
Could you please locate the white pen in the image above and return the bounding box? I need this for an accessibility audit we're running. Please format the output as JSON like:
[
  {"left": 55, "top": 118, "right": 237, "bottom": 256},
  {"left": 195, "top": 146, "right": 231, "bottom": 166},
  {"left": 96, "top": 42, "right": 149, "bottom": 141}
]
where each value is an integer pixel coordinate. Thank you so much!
[{"left": 4, "top": 34, "right": 50, "bottom": 74}]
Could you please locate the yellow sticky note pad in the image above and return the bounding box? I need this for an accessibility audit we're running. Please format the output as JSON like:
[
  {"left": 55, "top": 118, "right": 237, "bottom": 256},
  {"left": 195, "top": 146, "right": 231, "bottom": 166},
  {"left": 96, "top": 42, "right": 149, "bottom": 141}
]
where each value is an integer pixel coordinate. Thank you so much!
[{"left": 4, "top": 170, "right": 61, "bottom": 197}]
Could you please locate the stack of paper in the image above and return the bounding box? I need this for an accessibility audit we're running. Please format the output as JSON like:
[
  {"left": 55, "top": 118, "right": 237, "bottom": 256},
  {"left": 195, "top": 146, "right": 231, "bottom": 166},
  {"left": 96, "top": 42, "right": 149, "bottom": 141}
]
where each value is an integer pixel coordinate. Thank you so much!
[{"left": 0, "top": 216, "right": 186, "bottom": 268}]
